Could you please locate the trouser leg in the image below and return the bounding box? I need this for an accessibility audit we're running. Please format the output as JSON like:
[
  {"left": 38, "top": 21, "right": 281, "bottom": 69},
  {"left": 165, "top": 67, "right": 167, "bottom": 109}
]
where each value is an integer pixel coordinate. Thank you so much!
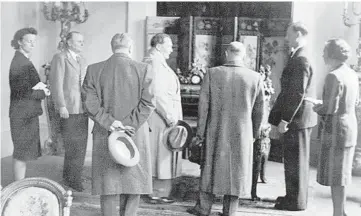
[
  {"left": 251, "top": 140, "right": 262, "bottom": 197},
  {"left": 119, "top": 194, "right": 140, "bottom": 216},
  {"left": 100, "top": 194, "right": 118, "bottom": 216},
  {"left": 195, "top": 191, "right": 214, "bottom": 215},
  {"left": 283, "top": 128, "right": 311, "bottom": 209},
  {"left": 61, "top": 114, "right": 88, "bottom": 186},
  {"left": 223, "top": 195, "right": 239, "bottom": 216}
]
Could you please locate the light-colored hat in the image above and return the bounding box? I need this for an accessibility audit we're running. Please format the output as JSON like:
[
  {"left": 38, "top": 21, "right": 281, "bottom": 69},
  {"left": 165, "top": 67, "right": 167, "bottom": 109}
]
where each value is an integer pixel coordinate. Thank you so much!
[
  {"left": 163, "top": 120, "right": 193, "bottom": 152},
  {"left": 108, "top": 130, "right": 140, "bottom": 167}
]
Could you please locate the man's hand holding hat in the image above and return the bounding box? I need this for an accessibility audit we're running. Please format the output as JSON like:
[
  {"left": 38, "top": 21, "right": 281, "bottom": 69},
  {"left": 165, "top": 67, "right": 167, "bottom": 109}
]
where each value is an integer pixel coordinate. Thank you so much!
[{"left": 110, "top": 120, "right": 135, "bottom": 137}]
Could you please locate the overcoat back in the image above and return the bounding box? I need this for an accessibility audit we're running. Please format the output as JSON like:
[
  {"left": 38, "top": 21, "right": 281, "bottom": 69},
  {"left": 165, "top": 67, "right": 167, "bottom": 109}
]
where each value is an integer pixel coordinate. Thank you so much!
[
  {"left": 196, "top": 63, "right": 265, "bottom": 197},
  {"left": 82, "top": 53, "right": 156, "bottom": 195}
]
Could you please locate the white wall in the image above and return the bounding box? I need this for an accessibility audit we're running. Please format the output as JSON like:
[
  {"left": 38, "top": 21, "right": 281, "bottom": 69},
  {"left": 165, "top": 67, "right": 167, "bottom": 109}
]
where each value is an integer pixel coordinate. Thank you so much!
[
  {"left": 1, "top": 2, "right": 157, "bottom": 158},
  {"left": 293, "top": 1, "right": 359, "bottom": 98}
]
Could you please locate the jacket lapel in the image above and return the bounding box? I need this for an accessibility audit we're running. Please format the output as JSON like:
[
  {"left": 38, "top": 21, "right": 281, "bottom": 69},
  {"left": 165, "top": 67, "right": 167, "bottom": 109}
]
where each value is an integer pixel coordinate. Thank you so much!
[{"left": 65, "top": 51, "right": 80, "bottom": 70}]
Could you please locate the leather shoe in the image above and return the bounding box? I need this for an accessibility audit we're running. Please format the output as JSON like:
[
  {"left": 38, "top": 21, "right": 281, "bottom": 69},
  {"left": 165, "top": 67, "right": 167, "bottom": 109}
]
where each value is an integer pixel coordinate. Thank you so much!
[
  {"left": 160, "top": 197, "right": 175, "bottom": 204},
  {"left": 274, "top": 200, "right": 305, "bottom": 211},
  {"left": 186, "top": 208, "right": 208, "bottom": 216},
  {"left": 143, "top": 195, "right": 161, "bottom": 204},
  {"left": 251, "top": 195, "right": 261, "bottom": 201}
]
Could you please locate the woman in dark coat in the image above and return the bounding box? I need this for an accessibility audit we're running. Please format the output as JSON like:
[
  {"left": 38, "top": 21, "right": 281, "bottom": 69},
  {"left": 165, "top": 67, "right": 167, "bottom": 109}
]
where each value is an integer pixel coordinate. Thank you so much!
[
  {"left": 313, "top": 38, "right": 358, "bottom": 216},
  {"left": 9, "top": 27, "right": 51, "bottom": 181}
]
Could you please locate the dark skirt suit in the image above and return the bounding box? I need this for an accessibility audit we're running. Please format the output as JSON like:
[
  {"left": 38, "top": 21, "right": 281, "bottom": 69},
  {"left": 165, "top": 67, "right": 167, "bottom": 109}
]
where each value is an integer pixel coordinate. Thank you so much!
[
  {"left": 9, "top": 51, "right": 46, "bottom": 161},
  {"left": 315, "top": 64, "right": 358, "bottom": 186}
]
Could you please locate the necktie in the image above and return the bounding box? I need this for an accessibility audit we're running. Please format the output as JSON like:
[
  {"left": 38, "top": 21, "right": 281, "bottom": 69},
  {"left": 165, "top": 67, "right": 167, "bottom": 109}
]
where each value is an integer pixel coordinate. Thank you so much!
[{"left": 76, "top": 55, "right": 83, "bottom": 86}]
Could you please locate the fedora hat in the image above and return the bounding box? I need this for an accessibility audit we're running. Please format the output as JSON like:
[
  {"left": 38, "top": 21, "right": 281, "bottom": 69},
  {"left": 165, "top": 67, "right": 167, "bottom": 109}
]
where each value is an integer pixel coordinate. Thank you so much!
[
  {"left": 108, "top": 130, "right": 140, "bottom": 167},
  {"left": 163, "top": 120, "right": 193, "bottom": 152}
]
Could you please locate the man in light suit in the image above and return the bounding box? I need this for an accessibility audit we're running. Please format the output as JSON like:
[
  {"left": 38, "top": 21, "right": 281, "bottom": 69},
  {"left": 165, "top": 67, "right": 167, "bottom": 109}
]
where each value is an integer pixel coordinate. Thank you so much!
[
  {"left": 142, "top": 33, "right": 183, "bottom": 204},
  {"left": 268, "top": 22, "right": 317, "bottom": 211},
  {"left": 82, "top": 33, "right": 155, "bottom": 216},
  {"left": 49, "top": 31, "right": 88, "bottom": 192}
]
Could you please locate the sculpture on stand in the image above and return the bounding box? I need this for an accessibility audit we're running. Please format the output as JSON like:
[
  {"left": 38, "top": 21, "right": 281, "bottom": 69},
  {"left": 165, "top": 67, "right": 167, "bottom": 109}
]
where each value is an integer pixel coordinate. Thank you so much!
[
  {"left": 41, "top": 2, "right": 89, "bottom": 155},
  {"left": 343, "top": 1, "right": 361, "bottom": 175}
]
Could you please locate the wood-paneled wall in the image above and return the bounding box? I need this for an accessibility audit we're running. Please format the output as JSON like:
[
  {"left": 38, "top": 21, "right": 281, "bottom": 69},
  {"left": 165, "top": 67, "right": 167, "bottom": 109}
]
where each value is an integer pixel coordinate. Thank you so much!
[{"left": 157, "top": 2, "right": 293, "bottom": 19}]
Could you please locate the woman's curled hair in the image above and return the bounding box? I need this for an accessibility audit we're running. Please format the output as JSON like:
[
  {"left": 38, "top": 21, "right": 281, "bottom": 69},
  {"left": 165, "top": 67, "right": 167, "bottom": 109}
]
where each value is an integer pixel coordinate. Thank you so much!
[
  {"left": 11, "top": 27, "right": 38, "bottom": 50},
  {"left": 324, "top": 38, "right": 351, "bottom": 62}
]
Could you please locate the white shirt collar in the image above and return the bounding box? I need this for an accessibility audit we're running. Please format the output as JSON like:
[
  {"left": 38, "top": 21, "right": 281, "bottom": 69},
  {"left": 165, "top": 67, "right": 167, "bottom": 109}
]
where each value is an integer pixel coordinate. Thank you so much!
[
  {"left": 291, "top": 45, "right": 303, "bottom": 57},
  {"left": 68, "top": 49, "right": 79, "bottom": 61}
]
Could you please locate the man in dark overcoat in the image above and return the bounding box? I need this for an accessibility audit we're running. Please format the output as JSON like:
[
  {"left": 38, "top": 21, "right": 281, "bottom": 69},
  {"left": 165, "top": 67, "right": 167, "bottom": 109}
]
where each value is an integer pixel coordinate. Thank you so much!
[
  {"left": 187, "top": 41, "right": 265, "bottom": 216},
  {"left": 81, "top": 33, "right": 156, "bottom": 216},
  {"left": 268, "top": 22, "right": 317, "bottom": 211}
]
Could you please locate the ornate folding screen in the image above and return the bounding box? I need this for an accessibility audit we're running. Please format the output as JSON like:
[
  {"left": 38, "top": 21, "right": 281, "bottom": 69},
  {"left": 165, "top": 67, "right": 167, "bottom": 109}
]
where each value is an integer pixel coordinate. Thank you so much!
[
  {"left": 236, "top": 18, "right": 263, "bottom": 71},
  {"left": 261, "top": 19, "right": 290, "bottom": 98},
  {"left": 145, "top": 16, "right": 290, "bottom": 119},
  {"left": 178, "top": 16, "right": 223, "bottom": 74}
]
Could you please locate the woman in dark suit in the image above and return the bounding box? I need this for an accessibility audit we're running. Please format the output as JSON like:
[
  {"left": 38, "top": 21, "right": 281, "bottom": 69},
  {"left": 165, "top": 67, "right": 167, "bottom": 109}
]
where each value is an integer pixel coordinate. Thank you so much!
[
  {"left": 9, "top": 27, "right": 50, "bottom": 181},
  {"left": 313, "top": 38, "right": 358, "bottom": 216}
]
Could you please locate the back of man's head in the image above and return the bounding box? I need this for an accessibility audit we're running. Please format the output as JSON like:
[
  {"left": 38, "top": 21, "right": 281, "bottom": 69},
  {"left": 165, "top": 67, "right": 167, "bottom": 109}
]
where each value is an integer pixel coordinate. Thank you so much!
[
  {"left": 111, "top": 33, "right": 133, "bottom": 52},
  {"left": 226, "top": 41, "right": 246, "bottom": 61}
]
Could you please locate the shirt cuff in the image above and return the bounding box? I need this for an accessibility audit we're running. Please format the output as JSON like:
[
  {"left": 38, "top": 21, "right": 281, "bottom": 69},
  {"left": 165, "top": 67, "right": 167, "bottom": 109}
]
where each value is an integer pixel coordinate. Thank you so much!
[{"left": 281, "top": 119, "right": 289, "bottom": 124}]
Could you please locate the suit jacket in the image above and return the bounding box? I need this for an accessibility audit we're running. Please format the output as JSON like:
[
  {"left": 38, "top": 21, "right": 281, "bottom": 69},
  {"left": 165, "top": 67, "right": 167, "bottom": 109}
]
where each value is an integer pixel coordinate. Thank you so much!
[
  {"left": 197, "top": 62, "right": 265, "bottom": 196},
  {"left": 81, "top": 53, "right": 156, "bottom": 195},
  {"left": 9, "top": 51, "right": 46, "bottom": 119},
  {"left": 269, "top": 47, "right": 317, "bottom": 129},
  {"left": 49, "top": 49, "right": 87, "bottom": 114},
  {"left": 143, "top": 49, "right": 183, "bottom": 124}
]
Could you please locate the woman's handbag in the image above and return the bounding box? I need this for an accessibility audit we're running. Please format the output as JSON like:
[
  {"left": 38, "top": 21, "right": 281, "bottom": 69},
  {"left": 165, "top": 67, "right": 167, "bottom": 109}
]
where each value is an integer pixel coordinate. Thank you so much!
[{"left": 188, "top": 137, "right": 204, "bottom": 165}]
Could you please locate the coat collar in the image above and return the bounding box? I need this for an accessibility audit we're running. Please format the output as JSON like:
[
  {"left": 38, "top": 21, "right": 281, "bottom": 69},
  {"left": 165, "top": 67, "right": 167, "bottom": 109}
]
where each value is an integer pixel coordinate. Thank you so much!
[
  {"left": 223, "top": 61, "right": 245, "bottom": 67},
  {"left": 15, "top": 50, "right": 29, "bottom": 61},
  {"left": 113, "top": 52, "right": 131, "bottom": 59},
  {"left": 290, "top": 46, "right": 304, "bottom": 59}
]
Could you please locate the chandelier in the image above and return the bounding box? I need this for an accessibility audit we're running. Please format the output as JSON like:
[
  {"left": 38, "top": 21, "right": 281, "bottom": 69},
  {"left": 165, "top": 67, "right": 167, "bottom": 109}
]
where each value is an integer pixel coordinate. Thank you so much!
[
  {"left": 343, "top": 2, "right": 361, "bottom": 27},
  {"left": 42, "top": 2, "right": 89, "bottom": 50}
]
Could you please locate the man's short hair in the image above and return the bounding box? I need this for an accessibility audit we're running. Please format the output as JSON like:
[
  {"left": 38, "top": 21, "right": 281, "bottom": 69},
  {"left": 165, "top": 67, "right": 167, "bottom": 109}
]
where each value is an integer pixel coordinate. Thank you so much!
[
  {"left": 66, "top": 31, "right": 81, "bottom": 42},
  {"left": 227, "top": 41, "right": 246, "bottom": 57},
  {"left": 289, "top": 22, "right": 308, "bottom": 36},
  {"left": 150, "top": 33, "right": 171, "bottom": 47},
  {"left": 111, "top": 33, "right": 133, "bottom": 51}
]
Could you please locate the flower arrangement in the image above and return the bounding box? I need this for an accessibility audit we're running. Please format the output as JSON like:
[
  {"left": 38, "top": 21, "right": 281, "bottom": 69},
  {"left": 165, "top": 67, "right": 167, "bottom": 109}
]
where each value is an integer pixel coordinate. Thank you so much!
[{"left": 259, "top": 65, "right": 275, "bottom": 101}]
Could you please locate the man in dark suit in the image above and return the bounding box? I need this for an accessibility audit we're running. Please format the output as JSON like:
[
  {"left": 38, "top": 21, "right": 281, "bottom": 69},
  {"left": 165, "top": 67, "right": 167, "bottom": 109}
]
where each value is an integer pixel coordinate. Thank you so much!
[
  {"left": 49, "top": 31, "right": 88, "bottom": 192},
  {"left": 268, "top": 22, "right": 317, "bottom": 211}
]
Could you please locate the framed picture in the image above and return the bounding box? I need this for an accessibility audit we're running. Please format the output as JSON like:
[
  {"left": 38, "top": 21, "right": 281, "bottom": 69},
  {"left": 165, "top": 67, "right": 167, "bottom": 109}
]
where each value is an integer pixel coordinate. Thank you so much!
[
  {"left": 194, "top": 35, "right": 218, "bottom": 68},
  {"left": 238, "top": 35, "right": 259, "bottom": 71}
]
